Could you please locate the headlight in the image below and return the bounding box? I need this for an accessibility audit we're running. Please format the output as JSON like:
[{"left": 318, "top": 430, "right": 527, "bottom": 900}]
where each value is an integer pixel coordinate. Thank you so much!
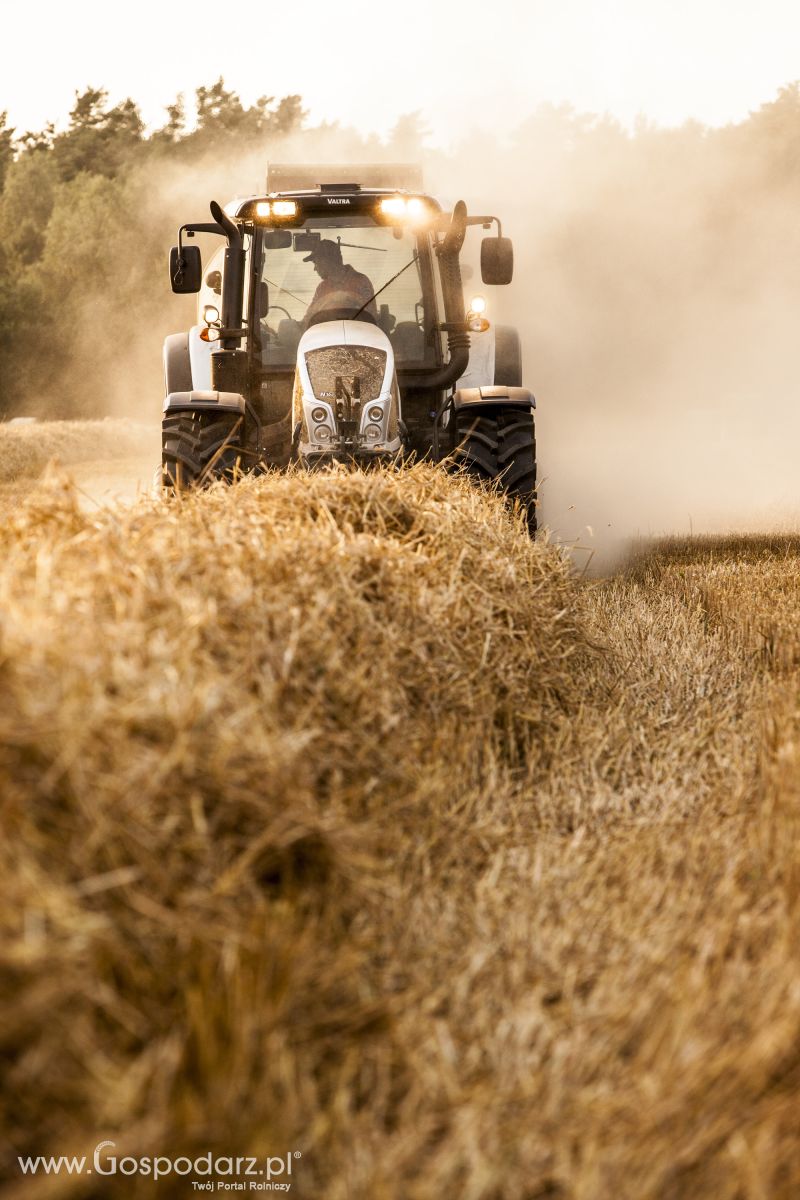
[
  {"left": 368, "top": 406, "right": 383, "bottom": 421},
  {"left": 466, "top": 295, "right": 489, "bottom": 332},
  {"left": 314, "top": 425, "right": 332, "bottom": 442},
  {"left": 312, "top": 407, "right": 328, "bottom": 422},
  {"left": 203, "top": 304, "right": 220, "bottom": 324},
  {"left": 364, "top": 424, "right": 382, "bottom": 441}
]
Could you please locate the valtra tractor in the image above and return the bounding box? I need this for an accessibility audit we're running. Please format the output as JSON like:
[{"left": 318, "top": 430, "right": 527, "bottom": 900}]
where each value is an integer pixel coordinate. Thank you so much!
[{"left": 162, "top": 164, "right": 537, "bottom": 530}]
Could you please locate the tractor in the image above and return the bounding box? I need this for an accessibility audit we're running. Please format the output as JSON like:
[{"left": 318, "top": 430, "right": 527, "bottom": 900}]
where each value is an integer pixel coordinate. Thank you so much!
[{"left": 162, "top": 164, "right": 537, "bottom": 530}]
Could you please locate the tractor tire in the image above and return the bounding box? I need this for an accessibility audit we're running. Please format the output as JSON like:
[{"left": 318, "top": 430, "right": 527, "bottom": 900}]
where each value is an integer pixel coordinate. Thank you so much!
[
  {"left": 162, "top": 408, "right": 245, "bottom": 490},
  {"left": 455, "top": 406, "right": 537, "bottom": 534},
  {"left": 260, "top": 411, "right": 293, "bottom": 470}
]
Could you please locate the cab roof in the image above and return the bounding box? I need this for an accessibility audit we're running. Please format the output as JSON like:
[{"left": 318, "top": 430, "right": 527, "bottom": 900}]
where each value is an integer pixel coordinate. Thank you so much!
[{"left": 266, "top": 162, "right": 424, "bottom": 192}]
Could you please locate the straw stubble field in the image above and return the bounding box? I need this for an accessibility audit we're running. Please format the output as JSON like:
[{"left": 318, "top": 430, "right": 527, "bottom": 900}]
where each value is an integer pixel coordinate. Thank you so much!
[{"left": 1, "top": 426, "right": 799, "bottom": 1199}]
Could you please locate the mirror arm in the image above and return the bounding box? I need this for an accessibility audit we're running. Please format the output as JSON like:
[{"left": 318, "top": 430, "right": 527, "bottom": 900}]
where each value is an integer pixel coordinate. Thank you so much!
[
  {"left": 178, "top": 222, "right": 226, "bottom": 252},
  {"left": 465, "top": 215, "right": 503, "bottom": 238}
]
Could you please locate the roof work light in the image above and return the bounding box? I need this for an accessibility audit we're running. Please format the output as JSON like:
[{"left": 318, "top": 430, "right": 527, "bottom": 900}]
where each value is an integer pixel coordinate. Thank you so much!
[
  {"left": 254, "top": 200, "right": 298, "bottom": 219},
  {"left": 379, "top": 195, "right": 428, "bottom": 222}
]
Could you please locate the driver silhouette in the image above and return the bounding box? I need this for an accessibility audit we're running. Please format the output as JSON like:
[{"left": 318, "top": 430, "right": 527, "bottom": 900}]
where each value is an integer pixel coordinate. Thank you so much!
[{"left": 303, "top": 241, "right": 377, "bottom": 324}]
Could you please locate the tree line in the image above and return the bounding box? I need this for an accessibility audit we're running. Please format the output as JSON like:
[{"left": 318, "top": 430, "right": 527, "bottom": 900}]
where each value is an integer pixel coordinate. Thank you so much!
[{"left": 0, "top": 81, "right": 307, "bottom": 417}]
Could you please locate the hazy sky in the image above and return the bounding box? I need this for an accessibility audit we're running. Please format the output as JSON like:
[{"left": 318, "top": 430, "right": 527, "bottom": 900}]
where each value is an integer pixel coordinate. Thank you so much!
[{"left": 4, "top": 0, "right": 800, "bottom": 144}]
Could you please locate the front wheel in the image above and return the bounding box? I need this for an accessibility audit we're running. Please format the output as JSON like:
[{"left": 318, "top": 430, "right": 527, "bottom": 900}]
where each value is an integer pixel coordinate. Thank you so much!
[
  {"left": 454, "top": 406, "right": 537, "bottom": 535},
  {"left": 162, "top": 409, "right": 246, "bottom": 491}
]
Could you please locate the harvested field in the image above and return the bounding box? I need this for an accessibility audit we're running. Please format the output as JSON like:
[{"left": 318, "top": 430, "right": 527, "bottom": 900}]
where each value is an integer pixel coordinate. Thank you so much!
[
  {"left": 1, "top": 448, "right": 799, "bottom": 1199},
  {"left": 0, "top": 420, "right": 157, "bottom": 484}
]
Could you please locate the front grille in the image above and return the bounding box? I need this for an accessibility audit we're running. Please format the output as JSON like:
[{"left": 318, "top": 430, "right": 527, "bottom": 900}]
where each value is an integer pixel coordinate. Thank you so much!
[{"left": 305, "top": 346, "right": 387, "bottom": 406}]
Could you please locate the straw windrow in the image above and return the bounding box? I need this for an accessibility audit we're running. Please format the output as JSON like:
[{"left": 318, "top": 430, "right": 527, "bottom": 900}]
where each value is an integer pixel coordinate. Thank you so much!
[{"left": 0, "top": 465, "right": 584, "bottom": 1197}]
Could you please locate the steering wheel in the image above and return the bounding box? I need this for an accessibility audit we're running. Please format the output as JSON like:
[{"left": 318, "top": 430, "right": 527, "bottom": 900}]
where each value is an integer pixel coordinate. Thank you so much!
[{"left": 260, "top": 304, "right": 296, "bottom": 344}]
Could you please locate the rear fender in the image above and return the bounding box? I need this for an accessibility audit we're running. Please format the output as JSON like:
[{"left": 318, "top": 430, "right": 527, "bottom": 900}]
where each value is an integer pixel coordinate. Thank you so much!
[
  {"left": 189, "top": 325, "right": 213, "bottom": 390},
  {"left": 163, "top": 329, "right": 214, "bottom": 394},
  {"left": 163, "top": 332, "right": 192, "bottom": 395},
  {"left": 455, "top": 326, "right": 495, "bottom": 391}
]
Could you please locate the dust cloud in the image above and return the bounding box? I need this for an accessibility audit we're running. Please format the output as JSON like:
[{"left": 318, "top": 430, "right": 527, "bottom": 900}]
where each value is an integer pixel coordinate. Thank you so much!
[{"left": 429, "top": 114, "right": 800, "bottom": 569}]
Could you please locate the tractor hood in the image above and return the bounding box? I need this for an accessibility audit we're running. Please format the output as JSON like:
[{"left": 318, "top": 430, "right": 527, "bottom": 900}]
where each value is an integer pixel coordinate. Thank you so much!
[
  {"left": 298, "top": 321, "right": 393, "bottom": 403},
  {"left": 294, "top": 321, "right": 401, "bottom": 458}
]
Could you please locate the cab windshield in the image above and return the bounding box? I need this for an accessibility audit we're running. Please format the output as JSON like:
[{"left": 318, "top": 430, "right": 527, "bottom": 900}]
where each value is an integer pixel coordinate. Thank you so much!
[{"left": 253, "top": 217, "right": 438, "bottom": 368}]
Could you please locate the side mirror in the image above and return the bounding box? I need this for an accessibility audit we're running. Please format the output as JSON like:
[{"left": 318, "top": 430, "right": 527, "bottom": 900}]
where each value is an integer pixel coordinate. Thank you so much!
[
  {"left": 264, "top": 230, "right": 292, "bottom": 250},
  {"left": 481, "top": 236, "right": 514, "bottom": 285},
  {"left": 170, "top": 245, "right": 202, "bottom": 294},
  {"left": 205, "top": 269, "right": 222, "bottom": 294}
]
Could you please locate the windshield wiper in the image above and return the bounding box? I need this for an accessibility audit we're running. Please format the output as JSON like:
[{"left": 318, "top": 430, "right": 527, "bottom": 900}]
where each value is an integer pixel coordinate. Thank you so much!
[
  {"left": 337, "top": 240, "right": 388, "bottom": 253},
  {"left": 263, "top": 276, "right": 306, "bottom": 307},
  {"left": 352, "top": 252, "right": 419, "bottom": 320}
]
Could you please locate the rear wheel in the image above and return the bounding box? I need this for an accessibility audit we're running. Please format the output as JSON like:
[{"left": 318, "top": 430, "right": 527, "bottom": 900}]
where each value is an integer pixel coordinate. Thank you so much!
[
  {"left": 454, "top": 406, "right": 537, "bottom": 534},
  {"left": 162, "top": 409, "right": 246, "bottom": 490}
]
